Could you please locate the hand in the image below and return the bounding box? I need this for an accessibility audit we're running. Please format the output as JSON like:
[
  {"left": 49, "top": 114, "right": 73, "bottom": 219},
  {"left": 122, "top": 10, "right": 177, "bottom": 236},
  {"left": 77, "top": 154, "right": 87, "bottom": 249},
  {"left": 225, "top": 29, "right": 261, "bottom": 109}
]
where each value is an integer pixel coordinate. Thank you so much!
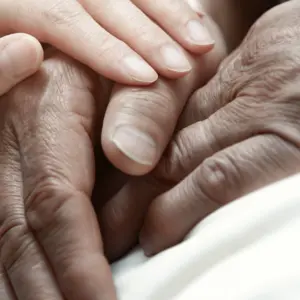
[
  {"left": 0, "top": 33, "right": 43, "bottom": 95},
  {"left": 140, "top": 1, "right": 300, "bottom": 254},
  {"left": 100, "top": 1, "right": 300, "bottom": 258},
  {"left": 97, "top": 10, "right": 227, "bottom": 260},
  {"left": 0, "top": 0, "right": 214, "bottom": 84},
  {"left": 0, "top": 50, "right": 116, "bottom": 300}
]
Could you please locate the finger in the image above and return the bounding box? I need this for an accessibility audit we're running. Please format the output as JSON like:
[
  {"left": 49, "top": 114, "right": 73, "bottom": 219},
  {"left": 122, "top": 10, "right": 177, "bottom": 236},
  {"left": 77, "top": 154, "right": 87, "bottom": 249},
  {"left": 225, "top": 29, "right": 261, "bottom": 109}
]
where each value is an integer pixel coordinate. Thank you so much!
[
  {"left": 140, "top": 134, "right": 300, "bottom": 255},
  {"left": 0, "top": 0, "right": 157, "bottom": 85},
  {"left": 102, "top": 17, "right": 227, "bottom": 175},
  {"left": 81, "top": 0, "right": 193, "bottom": 78},
  {"left": 0, "top": 34, "right": 43, "bottom": 96},
  {"left": 133, "top": 0, "right": 214, "bottom": 53},
  {"left": 13, "top": 54, "right": 116, "bottom": 300},
  {"left": 157, "top": 98, "right": 257, "bottom": 183},
  {"left": 0, "top": 114, "right": 63, "bottom": 299},
  {"left": 99, "top": 175, "right": 169, "bottom": 261},
  {"left": 185, "top": 0, "right": 204, "bottom": 15}
]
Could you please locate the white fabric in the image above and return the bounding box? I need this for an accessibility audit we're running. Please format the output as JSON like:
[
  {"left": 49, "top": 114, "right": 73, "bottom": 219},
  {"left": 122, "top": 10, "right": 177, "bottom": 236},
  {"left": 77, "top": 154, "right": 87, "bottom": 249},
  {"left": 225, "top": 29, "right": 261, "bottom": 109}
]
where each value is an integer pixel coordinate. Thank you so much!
[{"left": 112, "top": 174, "right": 300, "bottom": 300}]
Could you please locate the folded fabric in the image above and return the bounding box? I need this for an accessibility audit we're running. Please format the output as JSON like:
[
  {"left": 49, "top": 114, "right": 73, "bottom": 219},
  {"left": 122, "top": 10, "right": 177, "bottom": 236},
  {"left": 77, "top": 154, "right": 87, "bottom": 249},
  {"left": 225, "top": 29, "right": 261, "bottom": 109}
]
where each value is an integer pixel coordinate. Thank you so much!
[{"left": 112, "top": 174, "right": 300, "bottom": 300}]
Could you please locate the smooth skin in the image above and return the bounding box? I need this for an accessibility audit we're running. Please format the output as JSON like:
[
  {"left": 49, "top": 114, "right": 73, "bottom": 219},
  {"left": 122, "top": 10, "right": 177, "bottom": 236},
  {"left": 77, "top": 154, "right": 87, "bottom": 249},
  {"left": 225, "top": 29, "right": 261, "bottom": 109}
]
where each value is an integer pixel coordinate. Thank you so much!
[{"left": 0, "top": 0, "right": 214, "bottom": 85}]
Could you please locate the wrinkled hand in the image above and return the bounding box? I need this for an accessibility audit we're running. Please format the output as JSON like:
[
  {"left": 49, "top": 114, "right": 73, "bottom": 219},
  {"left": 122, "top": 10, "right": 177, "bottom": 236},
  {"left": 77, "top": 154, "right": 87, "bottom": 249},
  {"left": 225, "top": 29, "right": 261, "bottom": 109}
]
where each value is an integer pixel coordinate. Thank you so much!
[
  {"left": 0, "top": 50, "right": 116, "bottom": 300},
  {"left": 100, "top": 1, "right": 300, "bottom": 258}
]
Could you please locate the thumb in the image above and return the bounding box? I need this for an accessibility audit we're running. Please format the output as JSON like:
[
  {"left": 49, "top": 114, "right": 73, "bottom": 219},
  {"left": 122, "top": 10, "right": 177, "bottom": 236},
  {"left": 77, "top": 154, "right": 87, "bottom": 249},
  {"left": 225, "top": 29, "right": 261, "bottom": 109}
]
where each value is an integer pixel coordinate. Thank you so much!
[
  {"left": 102, "top": 15, "right": 227, "bottom": 175},
  {"left": 0, "top": 33, "right": 43, "bottom": 95}
]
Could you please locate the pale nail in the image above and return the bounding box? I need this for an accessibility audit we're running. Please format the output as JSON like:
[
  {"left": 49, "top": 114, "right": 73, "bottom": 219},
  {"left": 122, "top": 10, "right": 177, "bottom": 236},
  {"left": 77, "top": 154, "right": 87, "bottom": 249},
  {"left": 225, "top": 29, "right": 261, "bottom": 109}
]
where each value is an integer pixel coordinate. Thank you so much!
[
  {"left": 160, "top": 44, "right": 191, "bottom": 73},
  {"left": 140, "top": 233, "right": 155, "bottom": 257},
  {"left": 123, "top": 55, "right": 158, "bottom": 83},
  {"left": 112, "top": 125, "right": 157, "bottom": 165},
  {"left": 187, "top": 0, "right": 204, "bottom": 15},
  {"left": 186, "top": 20, "right": 215, "bottom": 45}
]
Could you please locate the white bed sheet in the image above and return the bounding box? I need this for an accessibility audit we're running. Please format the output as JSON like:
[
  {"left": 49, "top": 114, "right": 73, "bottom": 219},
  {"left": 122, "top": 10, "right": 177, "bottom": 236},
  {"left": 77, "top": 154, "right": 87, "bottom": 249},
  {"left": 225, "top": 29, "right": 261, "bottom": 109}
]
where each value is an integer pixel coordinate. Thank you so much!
[{"left": 112, "top": 174, "right": 300, "bottom": 300}]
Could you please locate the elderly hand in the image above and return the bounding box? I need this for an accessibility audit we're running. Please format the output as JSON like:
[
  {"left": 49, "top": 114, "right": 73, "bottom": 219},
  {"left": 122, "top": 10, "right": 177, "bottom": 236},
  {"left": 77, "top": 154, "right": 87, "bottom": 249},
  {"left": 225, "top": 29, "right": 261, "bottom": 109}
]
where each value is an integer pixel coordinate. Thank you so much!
[
  {"left": 0, "top": 50, "right": 116, "bottom": 300},
  {"left": 100, "top": 1, "right": 300, "bottom": 258},
  {"left": 139, "top": 1, "right": 300, "bottom": 254}
]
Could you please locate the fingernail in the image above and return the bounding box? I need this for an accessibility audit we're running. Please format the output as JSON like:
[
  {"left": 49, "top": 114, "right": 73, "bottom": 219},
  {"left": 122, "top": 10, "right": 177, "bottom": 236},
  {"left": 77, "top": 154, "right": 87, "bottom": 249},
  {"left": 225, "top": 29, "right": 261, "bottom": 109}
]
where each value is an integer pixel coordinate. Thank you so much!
[
  {"left": 123, "top": 55, "right": 158, "bottom": 83},
  {"left": 186, "top": 20, "right": 215, "bottom": 45},
  {"left": 187, "top": 0, "right": 204, "bottom": 15},
  {"left": 160, "top": 44, "right": 191, "bottom": 73},
  {"left": 140, "top": 233, "right": 155, "bottom": 257},
  {"left": 0, "top": 37, "right": 38, "bottom": 78},
  {"left": 112, "top": 125, "right": 157, "bottom": 165}
]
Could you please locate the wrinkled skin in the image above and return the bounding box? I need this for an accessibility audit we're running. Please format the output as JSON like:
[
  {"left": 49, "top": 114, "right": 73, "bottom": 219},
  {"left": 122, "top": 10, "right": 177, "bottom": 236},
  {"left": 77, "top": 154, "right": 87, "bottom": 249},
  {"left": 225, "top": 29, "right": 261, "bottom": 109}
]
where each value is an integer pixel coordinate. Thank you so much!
[
  {"left": 0, "top": 50, "right": 117, "bottom": 300},
  {"left": 99, "top": 1, "right": 300, "bottom": 258},
  {"left": 0, "top": 8, "right": 226, "bottom": 299}
]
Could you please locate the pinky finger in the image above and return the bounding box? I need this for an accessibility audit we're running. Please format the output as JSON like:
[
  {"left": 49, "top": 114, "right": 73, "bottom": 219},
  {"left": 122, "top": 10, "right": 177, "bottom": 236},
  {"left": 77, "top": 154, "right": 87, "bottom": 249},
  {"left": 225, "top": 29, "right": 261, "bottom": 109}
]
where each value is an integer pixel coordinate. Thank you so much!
[
  {"left": 0, "top": 34, "right": 43, "bottom": 96},
  {"left": 140, "top": 134, "right": 300, "bottom": 255}
]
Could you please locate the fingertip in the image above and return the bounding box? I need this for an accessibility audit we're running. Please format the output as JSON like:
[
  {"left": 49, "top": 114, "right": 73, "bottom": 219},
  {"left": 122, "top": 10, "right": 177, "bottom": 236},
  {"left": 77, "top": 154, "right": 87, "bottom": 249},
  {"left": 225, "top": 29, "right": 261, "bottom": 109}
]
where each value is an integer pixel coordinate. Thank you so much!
[
  {"left": 21, "top": 34, "right": 44, "bottom": 69},
  {"left": 0, "top": 33, "right": 44, "bottom": 77},
  {"left": 122, "top": 55, "right": 159, "bottom": 84},
  {"left": 102, "top": 138, "right": 156, "bottom": 175},
  {"left": 102, "top": 123, "right": 161, "bottom": 175},
  {"left": 139, "top": 232, "right": 156, "bottom": 257}
]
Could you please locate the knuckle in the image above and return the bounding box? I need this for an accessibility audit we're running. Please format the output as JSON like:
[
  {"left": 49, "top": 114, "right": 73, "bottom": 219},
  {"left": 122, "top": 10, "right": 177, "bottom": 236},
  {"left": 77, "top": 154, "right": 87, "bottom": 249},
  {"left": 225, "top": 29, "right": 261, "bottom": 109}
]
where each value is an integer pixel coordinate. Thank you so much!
[
  {"left": 131, "top": 23, "right": 154, "bottom": 44},
  {"left": 42, "top": 1, "right": 82, "bottom": 27},
  {"left": 24, "top": 177, "right": 79, "bottom": 233},
  {"left": 199, "top": 154, "right": 240, "bottom": 205},
  {"left": 116, "top": 83, "right": 179, "bottom": 128},
  {"left": 95, "top": 34, "right": 122, "bottom": 59}
]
